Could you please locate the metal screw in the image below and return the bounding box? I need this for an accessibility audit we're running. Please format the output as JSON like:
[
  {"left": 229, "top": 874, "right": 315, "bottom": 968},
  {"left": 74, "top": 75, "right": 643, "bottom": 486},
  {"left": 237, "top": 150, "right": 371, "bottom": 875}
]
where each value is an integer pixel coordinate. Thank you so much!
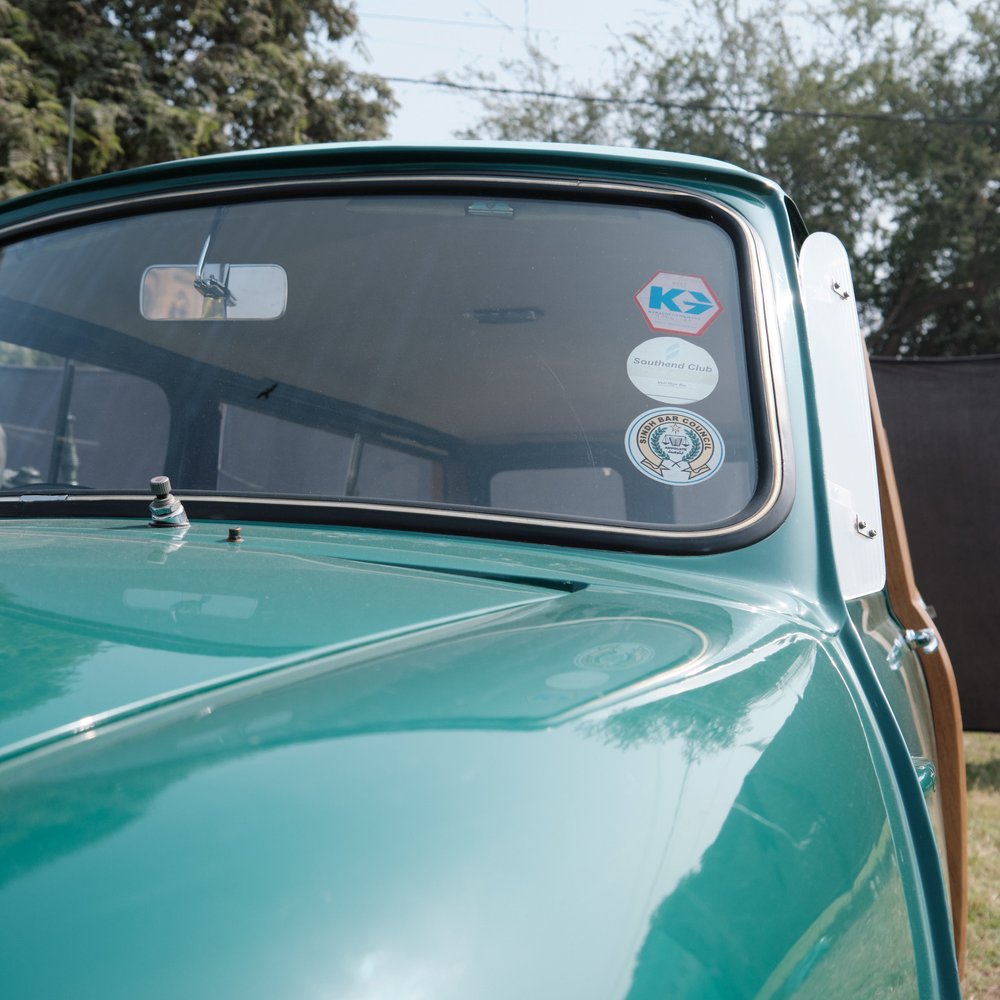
[
  {"left": 150, "top": 475, "right": 171, "bottom": 499},
  {"left": 855, "top": 516, "right": 878, "bottom": 539},
  {"left": 905, "top": 628, "right": 939, "bottom": 654},
  {"left": 226, "top": 527, "right": 243, "bottom": 543}
]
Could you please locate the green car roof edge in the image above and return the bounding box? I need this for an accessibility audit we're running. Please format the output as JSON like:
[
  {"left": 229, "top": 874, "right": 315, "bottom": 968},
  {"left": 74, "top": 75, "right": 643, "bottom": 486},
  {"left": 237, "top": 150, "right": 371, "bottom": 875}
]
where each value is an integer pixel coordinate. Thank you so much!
[{"left": 0, "top": 139, "right": 788, "bottom": 227}]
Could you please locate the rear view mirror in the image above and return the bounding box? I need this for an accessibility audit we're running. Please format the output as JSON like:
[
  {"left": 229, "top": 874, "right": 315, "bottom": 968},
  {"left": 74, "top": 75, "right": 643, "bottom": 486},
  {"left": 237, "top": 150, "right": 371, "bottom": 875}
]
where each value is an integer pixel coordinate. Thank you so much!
[{"left": 141, "top": 264, "right": 287, "bottom": 320}]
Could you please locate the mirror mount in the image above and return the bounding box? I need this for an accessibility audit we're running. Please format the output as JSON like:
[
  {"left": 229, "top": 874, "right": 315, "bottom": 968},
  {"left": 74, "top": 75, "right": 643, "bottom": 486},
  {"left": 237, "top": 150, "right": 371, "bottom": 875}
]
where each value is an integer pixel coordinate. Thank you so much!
[{"left": 192, "top": 229, "right": 237, "bottom": 307}]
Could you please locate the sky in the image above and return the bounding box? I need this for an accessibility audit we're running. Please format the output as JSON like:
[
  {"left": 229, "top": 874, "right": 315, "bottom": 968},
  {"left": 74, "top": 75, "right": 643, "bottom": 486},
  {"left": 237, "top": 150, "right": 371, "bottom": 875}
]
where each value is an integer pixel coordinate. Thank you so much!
[{"left": 345, "top": 1, "right": 679, "bottom": 142}]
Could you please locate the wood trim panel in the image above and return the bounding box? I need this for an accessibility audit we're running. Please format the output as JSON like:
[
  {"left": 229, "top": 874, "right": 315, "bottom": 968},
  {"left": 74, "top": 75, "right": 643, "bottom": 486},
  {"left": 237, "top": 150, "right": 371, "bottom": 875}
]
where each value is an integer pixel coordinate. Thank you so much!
[{"left": 865, "top": 356, "right": 968, "bottom": 974}]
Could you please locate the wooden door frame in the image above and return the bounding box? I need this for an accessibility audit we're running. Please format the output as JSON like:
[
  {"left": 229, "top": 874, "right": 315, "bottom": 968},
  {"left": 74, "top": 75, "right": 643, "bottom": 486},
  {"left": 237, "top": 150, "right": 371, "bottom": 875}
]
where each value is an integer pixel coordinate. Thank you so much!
[{"left": 865, "top": 356, "right": 968, "bottom": 974}]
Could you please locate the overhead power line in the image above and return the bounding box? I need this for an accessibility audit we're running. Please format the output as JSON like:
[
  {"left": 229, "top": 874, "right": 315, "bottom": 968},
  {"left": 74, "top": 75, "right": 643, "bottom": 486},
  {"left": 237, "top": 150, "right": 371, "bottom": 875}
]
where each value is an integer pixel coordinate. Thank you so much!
[
  {"left": 361, "top": 10, "right": 565, "bottom": 36},
  {"left": 364, "top": 13, "right": 511, "bottom": 31},
  {"left": 385, "top": 76, "right": 1000, "bottom": 127}
]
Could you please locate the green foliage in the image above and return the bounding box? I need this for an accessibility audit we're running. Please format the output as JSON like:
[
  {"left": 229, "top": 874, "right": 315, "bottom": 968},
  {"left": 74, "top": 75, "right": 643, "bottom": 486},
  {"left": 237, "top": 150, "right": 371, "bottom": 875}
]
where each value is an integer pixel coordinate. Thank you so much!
[
  {"left": 0, "top": 0, "right": 395, "bottom": 198},
  {"left": 463, "top": 0, "right": 1000, "bottom": 357},
  {"left": 0, "top": 342, "right": 60, "bottom": 367},
  {"left": 964, "top": 732, "right": 1000, "bottom": 994}
]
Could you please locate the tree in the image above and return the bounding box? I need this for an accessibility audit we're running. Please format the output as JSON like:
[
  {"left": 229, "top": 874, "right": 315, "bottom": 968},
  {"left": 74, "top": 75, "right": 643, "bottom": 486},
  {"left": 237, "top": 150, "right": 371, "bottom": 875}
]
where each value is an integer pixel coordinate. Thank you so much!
[
  {"left": 0, "top": 0, "right": 395, "bottom": 198},
  {"left": 462, "top": 0, "right": 1000, "bottom": 357}
]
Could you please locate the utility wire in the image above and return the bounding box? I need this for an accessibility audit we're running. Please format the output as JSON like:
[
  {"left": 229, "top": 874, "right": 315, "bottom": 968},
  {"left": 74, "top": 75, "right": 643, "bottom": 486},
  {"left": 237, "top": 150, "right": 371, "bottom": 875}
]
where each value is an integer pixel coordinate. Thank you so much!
[
  {"left": 364, "top": 13, "right": 511, "bottom": 30},
  {"left": 385, "top": 75, "right": 1000, "bottom": 127},
  {"left": 362, "top": 10, "right": 563, "bottom": 36}
]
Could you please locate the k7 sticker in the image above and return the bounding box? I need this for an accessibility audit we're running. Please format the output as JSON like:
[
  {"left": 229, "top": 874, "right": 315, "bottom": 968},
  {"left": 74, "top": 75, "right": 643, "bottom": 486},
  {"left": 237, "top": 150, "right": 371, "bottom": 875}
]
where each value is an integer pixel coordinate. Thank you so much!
[{"left": 633, "top": 272, "right": 723, "bottom": 336}]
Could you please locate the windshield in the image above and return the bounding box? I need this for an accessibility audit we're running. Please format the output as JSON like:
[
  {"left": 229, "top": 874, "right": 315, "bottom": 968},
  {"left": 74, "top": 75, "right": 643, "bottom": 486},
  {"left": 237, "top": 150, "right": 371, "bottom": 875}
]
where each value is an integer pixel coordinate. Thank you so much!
[{"left": 0, "top": 186, "right": 780, "bottom": 541}]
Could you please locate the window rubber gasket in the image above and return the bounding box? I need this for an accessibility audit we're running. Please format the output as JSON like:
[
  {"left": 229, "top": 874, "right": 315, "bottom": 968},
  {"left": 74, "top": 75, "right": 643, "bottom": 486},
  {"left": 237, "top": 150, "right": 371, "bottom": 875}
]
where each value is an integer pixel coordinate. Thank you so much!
[{"left": 0, "top": 171, "right": 794, "bottom": 555}]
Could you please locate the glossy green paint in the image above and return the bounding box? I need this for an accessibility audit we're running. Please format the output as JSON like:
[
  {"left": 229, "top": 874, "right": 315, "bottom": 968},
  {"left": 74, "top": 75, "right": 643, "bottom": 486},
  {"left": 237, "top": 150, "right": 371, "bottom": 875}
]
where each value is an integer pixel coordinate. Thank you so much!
[
  {"left": 850, "top": 593, "right": 950, "bottom": 895},
  {"left": 0, "top": 141, "right": 771, "bottom": 234},
  {"left": 0, "top": 518, "right": 918, "bottom": 997},
  {"left": 0, "top": 142, "right": 959, "bottom": 997},
  {"left": 0, "top": 520, "right": 568, "bottom": 754}
]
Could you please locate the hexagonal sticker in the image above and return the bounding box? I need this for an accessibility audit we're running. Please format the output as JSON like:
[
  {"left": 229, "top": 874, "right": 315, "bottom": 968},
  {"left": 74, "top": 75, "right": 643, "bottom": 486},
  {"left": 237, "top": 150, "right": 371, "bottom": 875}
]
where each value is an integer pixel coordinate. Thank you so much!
[{"left": 633, "top": 271, "right": 723, "bottom": 336}]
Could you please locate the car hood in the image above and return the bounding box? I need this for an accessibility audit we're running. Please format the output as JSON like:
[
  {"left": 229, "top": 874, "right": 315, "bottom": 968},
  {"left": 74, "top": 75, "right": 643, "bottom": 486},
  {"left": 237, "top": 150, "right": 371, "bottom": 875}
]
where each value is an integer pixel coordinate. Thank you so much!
[
  {"left": 0, "top": 519, "right": 606, "bottom": 755},
  {"left": 0, "top": 520, "right": 917, "bottom": 998}
]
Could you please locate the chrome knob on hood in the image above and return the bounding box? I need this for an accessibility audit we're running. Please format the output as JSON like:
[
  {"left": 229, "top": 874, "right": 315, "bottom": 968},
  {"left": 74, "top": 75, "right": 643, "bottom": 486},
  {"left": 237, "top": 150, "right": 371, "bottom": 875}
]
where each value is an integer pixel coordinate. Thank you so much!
[{"left": 148, "top": 475, "right": 189, "bottom": 528}]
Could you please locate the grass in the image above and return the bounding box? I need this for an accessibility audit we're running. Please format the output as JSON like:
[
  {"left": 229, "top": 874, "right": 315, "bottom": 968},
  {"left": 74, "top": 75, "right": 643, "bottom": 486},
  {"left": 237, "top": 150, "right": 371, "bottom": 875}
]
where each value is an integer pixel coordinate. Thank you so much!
[{"left": 963, "top": 731, "right": 1000, "bottom": 999}]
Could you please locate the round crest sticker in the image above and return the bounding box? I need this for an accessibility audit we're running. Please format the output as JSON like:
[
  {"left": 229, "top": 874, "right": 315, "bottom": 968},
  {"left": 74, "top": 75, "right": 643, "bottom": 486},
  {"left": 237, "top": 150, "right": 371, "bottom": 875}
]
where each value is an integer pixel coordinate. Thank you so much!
[
  {"left": 625, "top": 408, "right": 725, "bottom": 485},
  {"left": 627, "top": 337, "right": 719, "bottom": 405}
]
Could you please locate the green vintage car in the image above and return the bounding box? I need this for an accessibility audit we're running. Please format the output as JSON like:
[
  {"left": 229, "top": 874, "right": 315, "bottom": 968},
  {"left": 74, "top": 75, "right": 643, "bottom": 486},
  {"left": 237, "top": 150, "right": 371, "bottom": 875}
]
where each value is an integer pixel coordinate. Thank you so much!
[{"left": 0, "top": 142, "right": 966, "bottom": 998}]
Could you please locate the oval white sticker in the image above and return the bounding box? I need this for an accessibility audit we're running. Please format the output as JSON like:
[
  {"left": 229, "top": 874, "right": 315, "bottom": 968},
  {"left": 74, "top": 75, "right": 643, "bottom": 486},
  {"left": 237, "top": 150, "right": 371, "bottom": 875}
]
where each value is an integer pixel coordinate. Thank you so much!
[{"left": 627, "top": 337, "right": 719, "bottom": 405}]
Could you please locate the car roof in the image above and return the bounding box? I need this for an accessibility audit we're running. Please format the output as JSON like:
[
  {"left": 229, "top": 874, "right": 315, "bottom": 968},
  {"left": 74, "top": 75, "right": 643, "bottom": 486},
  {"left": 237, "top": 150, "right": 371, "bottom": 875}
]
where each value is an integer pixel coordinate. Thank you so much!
[{"left": 0, "top": 140, "right": 790, "bottom": 233}]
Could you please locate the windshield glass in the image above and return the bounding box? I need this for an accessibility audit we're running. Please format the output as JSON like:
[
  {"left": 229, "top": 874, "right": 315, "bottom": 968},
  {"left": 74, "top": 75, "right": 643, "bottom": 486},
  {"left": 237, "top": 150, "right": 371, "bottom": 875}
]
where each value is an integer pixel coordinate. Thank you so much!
[{"left": 0, "top": 189, "right": 774, "bottom": 535}]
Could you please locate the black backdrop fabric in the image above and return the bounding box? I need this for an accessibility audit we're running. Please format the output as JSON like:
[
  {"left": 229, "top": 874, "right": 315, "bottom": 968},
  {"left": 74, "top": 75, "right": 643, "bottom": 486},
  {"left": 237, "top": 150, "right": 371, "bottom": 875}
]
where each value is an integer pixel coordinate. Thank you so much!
[{"left": 871, "top": 356, "right": 1000, "bottom": 732}]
